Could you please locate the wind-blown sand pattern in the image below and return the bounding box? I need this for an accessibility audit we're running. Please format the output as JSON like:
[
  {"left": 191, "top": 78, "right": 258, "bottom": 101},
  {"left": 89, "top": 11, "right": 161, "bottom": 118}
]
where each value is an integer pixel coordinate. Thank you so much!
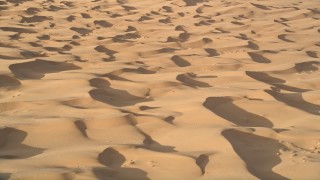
[{"left": 0, "top": 0, "right": 320, "bottom": 179}]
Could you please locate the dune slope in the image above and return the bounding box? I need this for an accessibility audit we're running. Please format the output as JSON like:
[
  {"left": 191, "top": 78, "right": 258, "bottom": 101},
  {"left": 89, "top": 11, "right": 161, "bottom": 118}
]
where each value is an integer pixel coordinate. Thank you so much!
[{"left": 0, "top": 0, "right": 320, "bottom": 179}]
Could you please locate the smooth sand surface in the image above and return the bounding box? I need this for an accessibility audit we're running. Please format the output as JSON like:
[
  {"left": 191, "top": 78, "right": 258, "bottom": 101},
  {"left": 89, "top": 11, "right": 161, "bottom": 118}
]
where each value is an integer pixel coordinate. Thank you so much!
[{"left": 0, "top": 0, "right": 320, "bottom": 179}]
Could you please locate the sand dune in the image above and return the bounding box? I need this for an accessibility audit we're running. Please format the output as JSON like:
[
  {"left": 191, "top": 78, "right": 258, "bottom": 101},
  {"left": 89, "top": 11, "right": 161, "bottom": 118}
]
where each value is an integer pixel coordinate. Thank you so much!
[{"left": 0, "top": 0, "right": 320, "bottom": 179}]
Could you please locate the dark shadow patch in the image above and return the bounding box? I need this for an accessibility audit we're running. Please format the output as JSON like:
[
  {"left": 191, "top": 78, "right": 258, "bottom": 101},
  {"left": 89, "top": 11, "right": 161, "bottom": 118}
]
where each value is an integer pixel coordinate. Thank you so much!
[
  {"left": 20, "top": 15, "right": 52, "bottom": 23},
  {"left": 245, "top": 71, "right": 310, "bottom": 92},
  {"left": 123, "top": 115, "right": 176, "bottom": 152},
  {"left": 175, "top": 25, "right": 186, "bottom": 31},
  {"left": 196, "top": 154, "right": 209, "bottom": 175},
  {"left": 306, "top": 51, "right": 318, "bottom": 58},
  {"left": 139, "top": 106, "right": 159, "bottom": 111},
  {"left": 247, "top": 52, "right": 271, "bottom": 63},
  {"left": 66, "top": 15, "right": 76, "bottom": 22},
  {"left": 94, "top": 147, "right": 150, "bottom": 180},
  {"left": 136, "top": 130, "right": 176, "bottom": 152},
  {"left": 20, "top": 50, "right": 47, "bottom": 59},
  {"left": 215, "top": 28, "right": 230, "bottom": 34},
  {"left": 92, "top": 167, "right": 115, "bottom": 179},
  {"left": 94, "top": 45, "right": 117, "bottom": 57},
  {"left": 246, "top": 71, "right": 285, "bottom": 84},
  {"left": 122, "top": 5, "right": 136, "bottom": 11},
  {"left": 125, "top": 26, "right": 137, "bottom": 32},
  {"left": 251, "top": 3, "right": 271, "bottom": 10},
  {"left": 70, "top": 27, "right": 92, "bottom": 35},
  {"left": 37, "top": 35, "right": 50, "bottom": 40},
  {"left": 171, "top": 55, "right": 191, "bottom": 67},
  {"left": 278, "top": 34, "right": 294, "bottom": 43},
  {"left": 90, "top": 78, "right": 111, "bottom": 88},
  {"left": 203, "top": 97, "right": 273, "bottom": 127},
  {"left": 231, "top": 21, "right": 244, "bottom": 25},
  {"left": 265, "top": 90, "right": 320, "bottom": 115},
  {"left": 112, "top": 33, "right": 141, "bottom": 43},
  {"left": 183, "top": 0, "right": 205, "bottom": 6},
  {"left": 98, "top": 148, "right": 126, "bottom": 167},
  {"left": 9, "top": 59, "right": 81, "bottom": 79},
  {"left": 159, "top": 17, "right": 171, "bottom": 24},
  {"left": 0, "top": 54, "right": 22, "bottom": 60},
  {"left": 0, "top": 74, "right": 21, "bottom": 87},
  {"left": 205, "top": 48, "right": 219, "bottom": 57},
  {"left": 94, "top": 20, "right": 113, "bottom": 28},
  {"left": 222, "top": 129, "right": 289, "bottom": 180},
  {"left": 164, "top": 116, "right": 175, "bottom": 124},
  {"left": 47, "top": 5, "right": 64, "bottom": 12},
  {"left": 176, "top": 73, "right": 211, "bottom": 88},
  {"left": 103, "top": 73, "right": 132, "bottom": 82},
  {"left": 162, "top": 6, "right": 173, "bottom": 13},
  {"left": 178, "top": 32, "right": 190, "bottom": 42},
  {"left": 74, "top": 120, "right": 88, "bottom": 138},
  {"left": 247, "top": 41, "right": 259, "bottom": 50},
  {"left": 0, "top": 127, "right": 44, "bottom": 159},
  {"left": 25, "top": 7, "right": 40, "bottom": 14},
  {"left": 0, "top": 43, "right": 17, "bottom": 48},
  {"left": 138, "top": 15, "right": 153, "bottom": 21},
  {"left": 7, "top": 0, "right": 31, "bottom": 4},
  {"left": 81, "top": 13, "right": 91, "bottom": 18},
  {"left": 61, "top": 1, "right": 74, "bottom": 7},
  {"left": 0, "top": 173, "right": 11, "bottom": 180},
  {"left": 0, "top": 27, "right": 36, "bottom": 33},
  {"left": 89, "top": 78, "right": 151, "bottom": 107},
  {"left": 107, "top": 67, "right": 156, "bottom": 77},
  {"left": 202, "top": 38, "right": 213, "bottom": 43},
  {"left": 272, "top": 61, "right": 320, "bottom": 74}
]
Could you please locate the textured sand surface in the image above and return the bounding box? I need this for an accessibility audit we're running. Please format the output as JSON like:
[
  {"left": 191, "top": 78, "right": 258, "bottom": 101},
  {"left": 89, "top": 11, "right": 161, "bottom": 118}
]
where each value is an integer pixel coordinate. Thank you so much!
[{"left": 0, "top": 0, "right": 320, "bottom": 179}]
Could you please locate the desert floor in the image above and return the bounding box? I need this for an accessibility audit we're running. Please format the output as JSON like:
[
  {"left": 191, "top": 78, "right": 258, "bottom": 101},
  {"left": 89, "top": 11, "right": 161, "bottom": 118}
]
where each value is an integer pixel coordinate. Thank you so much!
[{"left": 0, "top": 0, "right": 320, "bottom": 179}]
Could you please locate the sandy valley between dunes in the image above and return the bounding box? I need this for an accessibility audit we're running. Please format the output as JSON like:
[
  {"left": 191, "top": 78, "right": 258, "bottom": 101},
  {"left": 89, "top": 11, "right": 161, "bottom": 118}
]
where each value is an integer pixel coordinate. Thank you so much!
[{"left": 0, "top": 0, "right": 320, "bottom": 179}]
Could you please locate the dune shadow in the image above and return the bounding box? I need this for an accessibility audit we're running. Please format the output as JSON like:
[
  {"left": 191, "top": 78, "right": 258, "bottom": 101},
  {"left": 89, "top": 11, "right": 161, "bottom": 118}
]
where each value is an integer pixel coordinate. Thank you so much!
[
  {"left": 306, "top": 51, "right": 318, "bottom": 58},
  {"left": 103, "top": 67, "right": 156, "bottom": 82},
  {"left": 205, "top": 48, "right": 220, "bottom": 57},
  {"left": 123, "top": 114, "right": 176, "bottom": 152},
  {"left": 203, "top": 97, "right": 273, "bottom": 127},
  {"left": 265, "top": 90, "right": 320, "bottom": 115},
  {"left": 176, "top": 73, "right": 211, "bottom": 88},
  {"left": 93, "top": 147, "right": 150, "bottom": 180},
  {"left": 246, "top": 71, "right": 310, "bottom": 92},
  {"left": 135, "top": 129, "right": 176, "bottom": 153},
  {"left": 94, "top": 45, "right": 117, "bottom": 60},
  {"left": 20, "top": 15, "right": 52, "bottom": 23},
  {"left": 272, "top": 61, "right": 320, "bottom": 74},
  {"left": 0, "top": 27, "right": 36, "bottom": 34},
  {"left": 0, "top": 75, "right": 21, "bottom": 88},
  {"left": 0, "top": 127, "right": 44, "bottom": 159},
  {"left": 247, "top": 52, "right": 271, "bottom": 63},
  {"left": 70, "top": 27, "right": 92, "bottom": 35},
  {"left": 9, "top": 59, "right": 81, "bottom": 79},
  {"left": 196, "top": 154, "right": 209, "bottom": 175},
  {"left": 89, "top": 78, "right": 151, "bottom": 107},
  {"left": 183, "top": 0, "right": 205, "bottom": 6},
  {"left": 74, "top": 120, "right": 88, "bottom": 138},
  {"left": 94, "top": 20, "right": 113, "bottom": 28},
  {"left": 278, "top": 34, "right": 294, "bottom": 43},
  {"left": 0, "top": 173, "right": 11, "bottom": 180},
  {"left": 222, "top": 129, "right": 289, "bottom": 179},
  {"left": 251, "top": 3, "right": 271, "bottom": 10},
  {"left": 171, "top": 55, "right": 191, "bottom": 67},
  {"left": 247, "top": 41, "right": 259, "bottom": 50}
]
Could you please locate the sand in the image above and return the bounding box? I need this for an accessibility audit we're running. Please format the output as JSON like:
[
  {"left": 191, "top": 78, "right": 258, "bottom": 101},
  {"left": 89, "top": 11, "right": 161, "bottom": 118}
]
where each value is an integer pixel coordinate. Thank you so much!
[{"left": 0, "top": 0, "right": 320, "bottom": 179}]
